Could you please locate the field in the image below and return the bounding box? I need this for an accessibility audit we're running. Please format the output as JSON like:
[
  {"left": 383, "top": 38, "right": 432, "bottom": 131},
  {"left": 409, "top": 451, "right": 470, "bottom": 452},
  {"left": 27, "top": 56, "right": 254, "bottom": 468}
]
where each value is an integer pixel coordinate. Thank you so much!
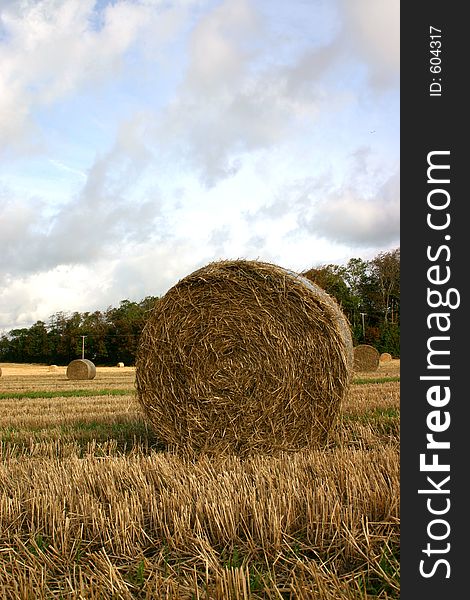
[{"left": 0, "top": 361, "right": 400, "bottom": 599}]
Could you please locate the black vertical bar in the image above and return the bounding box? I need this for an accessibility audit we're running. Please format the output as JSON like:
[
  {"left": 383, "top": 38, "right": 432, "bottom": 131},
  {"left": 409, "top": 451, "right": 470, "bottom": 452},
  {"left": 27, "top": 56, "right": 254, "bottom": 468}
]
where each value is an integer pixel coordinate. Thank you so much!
[{"left": 401, "top": 3, "right": 467, "bottom": 598}]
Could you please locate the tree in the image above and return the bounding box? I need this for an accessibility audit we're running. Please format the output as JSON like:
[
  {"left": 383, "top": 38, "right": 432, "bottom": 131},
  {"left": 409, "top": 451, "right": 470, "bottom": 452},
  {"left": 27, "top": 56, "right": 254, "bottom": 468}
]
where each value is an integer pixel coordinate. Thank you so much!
[
  {"left": 370, "top": 248, "right": 400, "bottom": 324},
  {"left": 341, "top": 258, "right": 371, "bottom": 340},
  {"left": 0, "top": 329, "right": 29, "bottom": 362},
  {"left": 105, "top": 297, "right": 158, "bottom": 365},
  {"left": 46, "top": 311, "right": 82, "bottom": 363},
  {"left": 301, "top": 265, "right": 353, "bottom": 312},
  {"left": 302, "top": 251, "right": 400, "bottom": 349},
  {"left": 81, "top": 311, "right": 109, "bottom": 362},
  {"left": 24, "top": 321, "right": 50, "bottom": 362}
]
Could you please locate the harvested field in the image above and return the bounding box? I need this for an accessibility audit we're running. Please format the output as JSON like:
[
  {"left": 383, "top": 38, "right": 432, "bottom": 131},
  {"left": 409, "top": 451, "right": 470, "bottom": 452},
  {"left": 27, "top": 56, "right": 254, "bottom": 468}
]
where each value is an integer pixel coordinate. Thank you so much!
[
  {"left": 0, "top": 363, "right": 136, "bottom": 393},
  {"left": 0, "top": 361, "right": 400, "bottom": 599}
]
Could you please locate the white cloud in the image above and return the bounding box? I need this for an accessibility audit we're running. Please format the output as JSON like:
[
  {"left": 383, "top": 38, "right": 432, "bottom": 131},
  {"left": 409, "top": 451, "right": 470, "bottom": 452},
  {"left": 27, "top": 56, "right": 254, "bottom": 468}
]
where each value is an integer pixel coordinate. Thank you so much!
[
  {"left": 48, "top": 159, "right": 87, "bottom": 179},
  {"left": 186, "top": 0, "right": 258, "bottom": 93},
  {"left": 0, "top": 265, "right": 108, "bottom": 331},
  {"left": 248, "top": 153, "right": 399, "bottom": 250},
  {"left": 0, "top": 114, "right": 163, "bottom": 278},
  {"left": 153, "top": 0, "right": 349, "bottom": 186},
  {"left": 299, "top": 171, "right": 400, "bottom": 247},
  {"left": 151, "top": 0, "right": 400, "bottom": 188},
  {"left": 338, "top": 0, "right": 399, "bottom": 88},
  {"left": 0, "top": 242, "right": 209, "bottom": 331},
  {"left": 0, "top": 0, "right": 189, "bottom": 154},
  {"left": 0, "top": 0, "right": 400, "bottom": 332}
]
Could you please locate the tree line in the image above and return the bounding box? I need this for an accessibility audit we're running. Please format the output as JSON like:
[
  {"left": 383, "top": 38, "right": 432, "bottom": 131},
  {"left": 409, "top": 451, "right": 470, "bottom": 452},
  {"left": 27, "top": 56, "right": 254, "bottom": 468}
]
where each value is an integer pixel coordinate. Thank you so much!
[
  {"left": 0, "top": 248, "right": 399, "bottom": 365},
  {"left": 301, "top": 248, "right": 400, "bottom": 357}
]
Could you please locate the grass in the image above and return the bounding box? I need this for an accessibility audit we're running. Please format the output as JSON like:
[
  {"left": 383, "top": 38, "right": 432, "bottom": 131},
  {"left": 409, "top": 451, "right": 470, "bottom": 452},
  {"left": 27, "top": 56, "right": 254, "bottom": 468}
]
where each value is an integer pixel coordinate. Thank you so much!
[
  {"left": 0, "top": 361, "right": 400, "bottom": 599},
  {"left": 353, "top": 377, "right": 400, "bottom": 385},
  {"left": 0, "top": 377, "right": 400, "bottom": 402},
  {"left": 0, "top": 419, "right": 162, "bottom": 452},
  {"left": 0, "top": 388, "right": 133, "bottom": 400},
  {"left": 343, "top": 407, "right": 399, "bottom": 421}
]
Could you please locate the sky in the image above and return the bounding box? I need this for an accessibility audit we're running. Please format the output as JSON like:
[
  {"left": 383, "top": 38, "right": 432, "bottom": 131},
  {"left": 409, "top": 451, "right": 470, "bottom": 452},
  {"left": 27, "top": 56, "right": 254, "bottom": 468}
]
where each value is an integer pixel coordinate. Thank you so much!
[{"left": 0, "top": 0, "right": 399, "bottom": 333}]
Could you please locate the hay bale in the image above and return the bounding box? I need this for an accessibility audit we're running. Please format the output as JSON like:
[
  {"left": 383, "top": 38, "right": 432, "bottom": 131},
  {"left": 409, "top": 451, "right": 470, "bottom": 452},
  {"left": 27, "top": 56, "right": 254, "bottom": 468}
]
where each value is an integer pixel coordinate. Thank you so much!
[
  {"left": 117, "top": 362, "right": 125, "bottom": 368},
  {"left": 66, "top": 359, "right": 96, "bottom": 380},
  {"left": 353, "top": 345, "right": 380, "bottom": 372},
  {"left": 0, "top": 367, "right": 2, "bottom": 377},
  {"left": 136, "top": 259, "right": 353, "bottom": 455},
  {"left": 380, "top": 352, "right": 392, "bottom": 362},
  {"left": 48, "top": 365, "right": 58, "bottom": 372}
]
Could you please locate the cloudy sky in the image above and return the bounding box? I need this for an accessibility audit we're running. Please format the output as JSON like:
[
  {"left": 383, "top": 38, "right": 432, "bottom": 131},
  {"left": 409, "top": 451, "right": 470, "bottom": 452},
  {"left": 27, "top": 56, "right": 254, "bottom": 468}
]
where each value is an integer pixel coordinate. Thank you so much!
[{"left": 0, "top": 0, "right": 399, "bottom": 332}]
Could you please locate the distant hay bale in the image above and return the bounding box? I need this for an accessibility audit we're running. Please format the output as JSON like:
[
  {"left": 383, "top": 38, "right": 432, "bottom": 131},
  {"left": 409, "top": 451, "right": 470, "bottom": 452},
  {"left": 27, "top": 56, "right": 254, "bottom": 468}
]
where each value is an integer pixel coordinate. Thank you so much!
[
  {"left": 136, "top": 259, "right": 353, "bottom": 455},
  {"left": 353, "top": 345, "right": 380, "bottom": 372},
  {"left": 48, "top": 365, "right": 58, "bottom": 372},
  {"left": 66, "top": 359, "right": 96, "bottom": 380},
  {"left": 380, "top": 352, "right": 392, "bottom": 362},
  {"left": 117, "top": 362, "right": 125, "bottom": 368},
  {"left": 0, "top": 367, "right": 2, "bottom": 377}
]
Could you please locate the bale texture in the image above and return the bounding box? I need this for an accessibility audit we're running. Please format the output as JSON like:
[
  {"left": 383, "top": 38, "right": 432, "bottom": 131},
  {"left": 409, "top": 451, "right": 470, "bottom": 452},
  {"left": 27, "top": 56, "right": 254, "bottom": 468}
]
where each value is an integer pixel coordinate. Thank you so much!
[
  {"left": 380, "top": 352, "right": 392, "bottom": 362},
  {"left": 353, "top": 345, "right": 380, "bottom": 372},
  {"left": 66, "top": 359, "right": 96, "bottom": 380},
  {"left": 136, "top": 259, "right": 353, "bottom": 455}
]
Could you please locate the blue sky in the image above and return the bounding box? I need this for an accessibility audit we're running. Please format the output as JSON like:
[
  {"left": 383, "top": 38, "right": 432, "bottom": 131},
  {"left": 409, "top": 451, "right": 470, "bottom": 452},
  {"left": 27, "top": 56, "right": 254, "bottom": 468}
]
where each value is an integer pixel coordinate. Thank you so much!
[{"left": 0, "top": 0, "right": 399, "bottom": 332}]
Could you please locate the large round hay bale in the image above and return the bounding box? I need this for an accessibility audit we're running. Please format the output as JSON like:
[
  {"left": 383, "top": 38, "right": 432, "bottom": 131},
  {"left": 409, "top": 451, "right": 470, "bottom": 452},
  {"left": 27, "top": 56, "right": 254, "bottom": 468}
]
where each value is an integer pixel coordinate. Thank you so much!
[
  {"left": 66, "top": 359, "right": 96, "bottom": 380},
  {"left": 353, "top": 344, "right": 380, "bottom": 372},
  {"left": 380, "top": 352, "right": 392, "bottom": 362},
  {"left": 117, "top": 362, "right": 125, "bottom": 368},
  {"left": 136, "top": 259, "right": 353, "bottom": 455}
]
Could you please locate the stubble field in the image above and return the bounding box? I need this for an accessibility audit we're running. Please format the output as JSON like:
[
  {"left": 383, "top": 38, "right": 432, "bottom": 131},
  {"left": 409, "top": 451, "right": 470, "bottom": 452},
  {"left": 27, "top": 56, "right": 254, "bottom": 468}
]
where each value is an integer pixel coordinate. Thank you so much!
[{"left": 0, "top": 361, "right": 400, "bottom": 599}]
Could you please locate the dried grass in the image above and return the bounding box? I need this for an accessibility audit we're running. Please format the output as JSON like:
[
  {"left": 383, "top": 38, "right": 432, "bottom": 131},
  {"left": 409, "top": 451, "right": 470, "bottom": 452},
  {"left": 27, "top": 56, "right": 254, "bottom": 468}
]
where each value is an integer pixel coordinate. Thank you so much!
[
  {"left": 0, "top": 444, "right": 399, "bottom": 599},
  {"left": 0, "top": 365, "right": 134, "bottom": 393},
  {"left": 0, "top": 361, "right": 400, "bottom": 599},
  {"left": 136, "top": 260, "right": 353, "bottom": 455},
  {"left": 353, "top": 345, "right": 380, "bottom": 373},
  {"left": 380, "top": 352, "right": 392, "bottom": 362},
  {"left": 66, "top": 359, "right": 96, "bottom": 380}
]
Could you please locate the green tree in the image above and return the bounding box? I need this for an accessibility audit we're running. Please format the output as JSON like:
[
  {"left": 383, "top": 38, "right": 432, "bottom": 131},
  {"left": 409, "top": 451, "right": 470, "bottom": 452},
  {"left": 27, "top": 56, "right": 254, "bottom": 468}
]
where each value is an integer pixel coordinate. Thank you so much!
[
  {"left": 81, "top": 310, "right": 109, "bottom": 362},
  {"left": 24, "top": 321, "right": 50, "bottom": 362},
  {"left": 105, "top": 297, "right": 158, "bottom": 365},
  {"left": 302, "top": 250, "right": 400, "bottom": 350},
  {"left": 1, "top": 329, "right": 29, "bottom": 362},
  {"left": 301, "top": 265, "right": 353, "bottom": 312},
  {"left": 46, "top": 311, "right": 81, "bottom": 364},
  {"left": 370, "top": 248, "right": 400, "bottom": 324}
]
